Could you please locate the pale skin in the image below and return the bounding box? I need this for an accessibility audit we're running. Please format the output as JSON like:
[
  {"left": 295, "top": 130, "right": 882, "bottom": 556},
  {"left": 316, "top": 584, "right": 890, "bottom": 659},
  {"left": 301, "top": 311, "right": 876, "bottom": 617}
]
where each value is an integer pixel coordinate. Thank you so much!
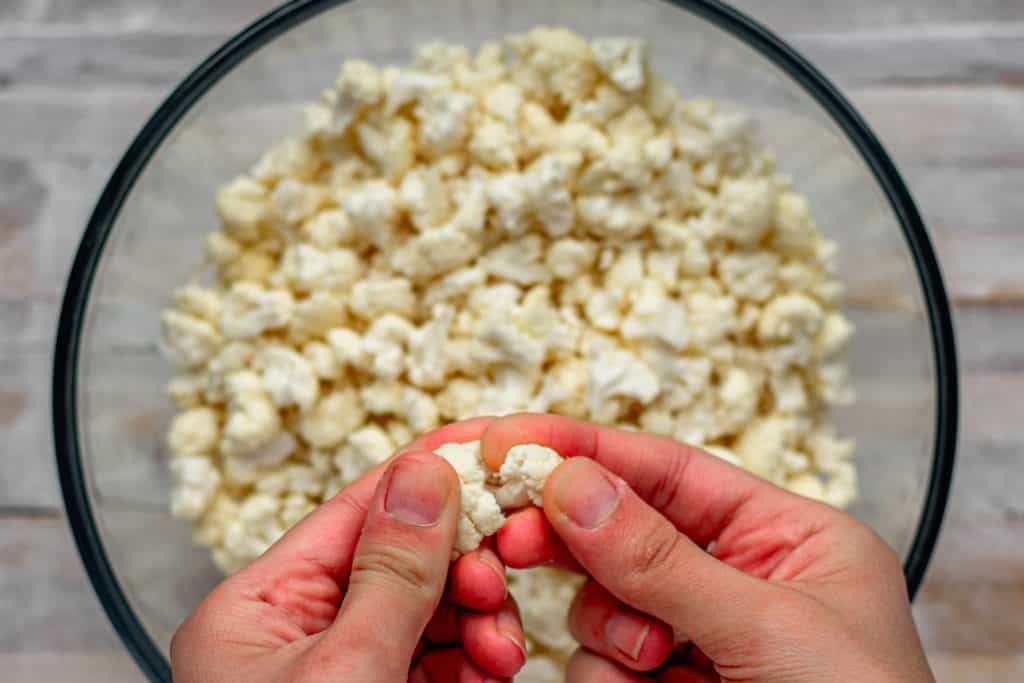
[{"left": 172, "top": 414, "right": 936, "bottom": 682}]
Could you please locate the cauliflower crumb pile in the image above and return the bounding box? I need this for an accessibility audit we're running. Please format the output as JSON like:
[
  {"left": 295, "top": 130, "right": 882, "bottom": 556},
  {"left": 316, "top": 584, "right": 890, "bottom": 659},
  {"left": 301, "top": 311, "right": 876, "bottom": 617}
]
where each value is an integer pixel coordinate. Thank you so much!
[{"left": 160, "top": 27, "right": 856, "bottom": 680}]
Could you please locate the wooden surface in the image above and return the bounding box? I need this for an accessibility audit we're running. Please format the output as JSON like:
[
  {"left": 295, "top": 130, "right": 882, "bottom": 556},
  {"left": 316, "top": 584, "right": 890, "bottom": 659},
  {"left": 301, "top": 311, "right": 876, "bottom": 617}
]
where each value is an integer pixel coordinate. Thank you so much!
[{"left": 1, "top": 0, "right": 1022, "bottom": 680}]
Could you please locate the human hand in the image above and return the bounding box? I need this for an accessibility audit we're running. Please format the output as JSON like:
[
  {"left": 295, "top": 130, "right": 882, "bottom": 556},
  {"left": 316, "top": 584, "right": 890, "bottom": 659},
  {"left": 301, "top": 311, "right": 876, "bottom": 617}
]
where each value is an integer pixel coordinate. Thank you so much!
[
  {"left": 170, "top": 419, "right": 526, "bottom": 682},
  {"left": 479, "top": 414, "right": 936, "bottom": 683}
]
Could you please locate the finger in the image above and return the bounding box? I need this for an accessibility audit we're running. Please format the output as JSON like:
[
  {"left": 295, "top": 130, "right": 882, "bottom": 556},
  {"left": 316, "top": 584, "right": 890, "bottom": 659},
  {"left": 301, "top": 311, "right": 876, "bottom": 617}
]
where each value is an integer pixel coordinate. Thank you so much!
[
  {"left": 657, "top": 665, "right": 719, "bottom": 683},
  {"left": 397, "top": 416, "right": 495, "bottom": 457},
  {"left": 411, "top": 648, "right": 513, "bottom": 683},
  {"left": 566, "top": 648, "right": 653, "bottom": 683},
  {"left": 495, "top": 507, "right": 570, "bottom": 569},
  {"left": 325, "top": 452, "right": 460, "bottom": 674},
  {"left": 424, "top": 601, "right": 461, "bottom": 644},
  {"left": 482, "top": 413, "right": 804, "bottom": 548},
  {"left": 448, "top": 539, "right": 508, "bottom": 611},
  {"left": 460, "top": 597, "right": 527, "bottom": 678},
  {"left": 245, "top": 457, "right": 390, "bottom": 584},
  {"left": 543, "top": 456, "right": 763, "bottom": 649},
  {"left": 568, "top": 580, "right": 674, "bottom": 672}
]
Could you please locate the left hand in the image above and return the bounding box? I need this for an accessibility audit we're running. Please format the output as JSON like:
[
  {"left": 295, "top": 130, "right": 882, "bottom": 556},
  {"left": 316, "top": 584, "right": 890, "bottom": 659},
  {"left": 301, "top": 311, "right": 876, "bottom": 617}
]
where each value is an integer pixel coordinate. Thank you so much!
[{"left": 171, "top": 420, "right": 526, "bottom": 682}]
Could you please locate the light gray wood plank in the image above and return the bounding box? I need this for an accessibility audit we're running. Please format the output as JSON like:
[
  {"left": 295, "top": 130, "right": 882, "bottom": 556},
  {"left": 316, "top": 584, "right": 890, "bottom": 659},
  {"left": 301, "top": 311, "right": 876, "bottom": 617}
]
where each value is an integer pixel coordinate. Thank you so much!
[
  {"left": 731, "top": 0, "right": 1024, "bottom": 34},
  {"left": 926, "top": 654, "right": 1024, "bottom": 683},
  {"left": 3, "top": 24, "right": 1024, "bottom": 88},
  {"left": 0, "top": 0, "right": 49, "bottom": 23},
  {"left": 793, "top": 25, "right": 1024, "bottom": 87},
  {"left": 0, "top": 515, "right": 125, "bottom": 652},
  {"left": 850, "top": 85, "right": 1024, "bottom": 167},
  {"left": 915, "top": 580, "right": 1024, "bottom": 654},
  {"left": 0, "top": 351, "right": 62, "bottom": 509},
  {"left": 11, "top": 0, "right": 1023, "bottom": 33},
  {"left": 39, "top": 0, "right": 279, "bottom": 30},
  {"left": 0, "top": 655, "right": 141, "bottom": 683},
  {"left": 0, "top": 28, "right": 228, "bottom": 88}
]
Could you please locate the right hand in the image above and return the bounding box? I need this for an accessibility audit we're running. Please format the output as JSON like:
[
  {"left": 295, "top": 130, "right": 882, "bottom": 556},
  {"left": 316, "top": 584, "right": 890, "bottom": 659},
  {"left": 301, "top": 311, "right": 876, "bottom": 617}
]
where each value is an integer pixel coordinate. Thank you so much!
[{"left": 479, "top": 414, "right": 935, "bottom": 683}]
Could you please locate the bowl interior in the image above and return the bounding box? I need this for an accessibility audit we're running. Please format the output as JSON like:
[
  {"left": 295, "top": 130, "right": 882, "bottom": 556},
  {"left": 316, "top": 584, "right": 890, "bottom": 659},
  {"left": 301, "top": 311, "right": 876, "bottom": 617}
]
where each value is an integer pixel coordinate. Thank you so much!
[{"left": 65, "top": 0, "right": 942, "bottom": 665}]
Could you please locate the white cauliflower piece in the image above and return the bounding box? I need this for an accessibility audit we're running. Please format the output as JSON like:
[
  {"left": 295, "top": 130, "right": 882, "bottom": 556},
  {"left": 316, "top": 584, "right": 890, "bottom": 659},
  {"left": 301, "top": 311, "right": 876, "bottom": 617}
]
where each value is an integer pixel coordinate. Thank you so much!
[
  {"left": 220, "top": 283, "right": 294, "bottom": 339},
  {"left": 169, "top": 455, "right": 222, "bottom": 521},
  {"left": 270, "top": 178, "right": 324, "bottom": 225},
  {"left": 219, "top": 371, "right": 283, "bottom": 458},
  {"left": 494, "top": 444, "right": 564, "bottom": 508},
  {"left": 260, "top": 345, "right": 320, "bottom": 412},
  {"left": 167, "top": 406, "right": 220, "bottom": 456},
  {"left": 592, "top": 38, "right": 648, "bottom": 92},
  {"left": 335, "top": 425, "right": 395, "bottom": 485},
  {"left": 282, "top": 244, "right": 363, "bottom": 292},
  {"left": 349, "top": 278, "right": 415, "bottom": 319},
  {"left": 161, "top": 311, "right": 222, "bottom": 369},
  {"left": 299, "top": 389, "right": 365, "bottom": 449},
  {"left": 216, "top": 176, "right": 269, "bottom": 243}
]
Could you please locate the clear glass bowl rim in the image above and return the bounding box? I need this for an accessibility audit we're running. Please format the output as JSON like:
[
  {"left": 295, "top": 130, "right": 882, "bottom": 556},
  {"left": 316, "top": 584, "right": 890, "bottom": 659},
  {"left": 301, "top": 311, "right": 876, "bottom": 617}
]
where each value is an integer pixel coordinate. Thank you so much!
[{"left": 51, "top": 0, "right": 959, "bottom": 680}]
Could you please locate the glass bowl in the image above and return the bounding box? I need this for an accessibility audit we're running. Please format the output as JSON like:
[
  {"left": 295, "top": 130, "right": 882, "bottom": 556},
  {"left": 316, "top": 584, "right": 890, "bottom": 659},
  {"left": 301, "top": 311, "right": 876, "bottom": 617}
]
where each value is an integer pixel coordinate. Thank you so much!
[{"left": 52, "top": 0, "right": 958, "bottom": 680}]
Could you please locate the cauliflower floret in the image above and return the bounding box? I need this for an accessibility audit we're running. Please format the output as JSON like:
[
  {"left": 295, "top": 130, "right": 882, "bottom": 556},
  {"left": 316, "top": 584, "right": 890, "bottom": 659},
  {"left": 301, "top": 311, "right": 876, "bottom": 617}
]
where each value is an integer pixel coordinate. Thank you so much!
[
  {"left": 435, "top": 379, "right": 483, "bottom": 421},
  {"left": 712, "top": 177, "right": 779, "bottom": 246},
  {"left": 282, "top": 244, "right": 363, "bottom": 292},
  {"left": 718, "top": 251, "right": 780, "bottom": 303},
  {"left": 470, "top": 116, "right": 521, "bottom": 170},
  {"left": 270, "top": 178, "right": 324, "bottom": 225},
  {"left": 303, "top": 341, "right": 340, "bottom": 380},
  {"left": 301, "top": 209, "right": 358, "bottom": 249},
  {"left": 592, "top": 38, "right": 648, "bottom": 92},
  {"left": 587, "top": 347, "right": 660, "bottom": 422},
  {"left": 219, "top": 283, "right": 294, "bottom": 339},
  {"left": 545, "top": 238, "right": 598, "bottom": 280},
  {"left": 356, "top": 114, "right": 415, "bottom": 181},
  {"left": 342, "top": 180, "right": 399, "bottom": 248},
  {"left": 161, "top": 311, "right": 222, "bottom": 368},
  {"left": 219, "top": 371, "right": 283, "bottom": 458},
  {"left": 289, "top": 291, "right": 347, "bottom": 343},
  {"left": 216, "top": 176, "right": 269, "bottom": 243},
  {"left": 774, "top": 191, "right": 819, "bottom": 256},
  {"left": 335, "top": 425, "right": 395, "bottom": 485},
  {"left": 416, "top": 90, "right": 477, "bottom": 157},
  {"left": 299, "top": 389, "right": 365, "bottom": 449},
  {"left": 169, "top": 455, "right": 222, "bottom": 521},
  {"left": 620, "top": 280, "right": 690, "bottom": 351},
  {"left": 173, "top": 285, "right": 222, "bottom": 323},
  {"left": 349, "top": 278, "right": 416, "bottom": 319},
  {"left": 507, "top": 27, "right": 599, "bottom": 105},
  {"left": 403, "top": 386, "right": 440, "bottom": 433},
  {"left": 260, "top": 345, "right": 320, "bottom": 412},
  {"left": 481, "top": 235, "right": 549, "bottom": 285},
  {"left": 167, "top": 406, "right": 220, "bottom": 456},
  {"left": 757, "top": 293, "right": 825, "bottom": 345},
  {"left": 494, "top": 444, "right": 564, "bottom": 508}
]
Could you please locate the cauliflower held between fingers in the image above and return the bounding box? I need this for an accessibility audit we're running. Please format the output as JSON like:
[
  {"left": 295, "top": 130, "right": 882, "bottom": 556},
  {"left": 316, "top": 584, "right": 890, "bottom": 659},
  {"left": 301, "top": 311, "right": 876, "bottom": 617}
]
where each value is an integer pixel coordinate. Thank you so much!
[
  {"left": 434, "top": 441, "right": 564, "bottom": 557},
  {"left": 160, "top": 27, "right": 857, "bottom": 680}
]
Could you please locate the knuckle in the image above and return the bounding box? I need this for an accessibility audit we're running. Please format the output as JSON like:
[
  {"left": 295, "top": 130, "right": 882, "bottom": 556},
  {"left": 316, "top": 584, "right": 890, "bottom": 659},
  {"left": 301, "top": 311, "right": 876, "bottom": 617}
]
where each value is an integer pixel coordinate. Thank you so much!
[
  {"left": 351, "top": 542, "right": 436, "bottom": 600},
  {"left": 647, "top": 449, "right": 690, "bottom": 512},
  {"left": 621, "top": 525, "right": 685, "bottom": 590}
]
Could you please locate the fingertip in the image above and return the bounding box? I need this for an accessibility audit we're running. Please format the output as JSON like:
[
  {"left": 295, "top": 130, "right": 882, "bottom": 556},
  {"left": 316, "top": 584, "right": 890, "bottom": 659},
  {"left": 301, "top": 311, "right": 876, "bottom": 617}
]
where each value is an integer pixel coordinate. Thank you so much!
[
  {"left": 448, "top": 547, "right": 507, "bottom": 611},
  {"left": 460, "top": 598, "right": 527, "bottom": 678},
  {"left": 495, "top": 507, "right": 560, "bottom": 568}
]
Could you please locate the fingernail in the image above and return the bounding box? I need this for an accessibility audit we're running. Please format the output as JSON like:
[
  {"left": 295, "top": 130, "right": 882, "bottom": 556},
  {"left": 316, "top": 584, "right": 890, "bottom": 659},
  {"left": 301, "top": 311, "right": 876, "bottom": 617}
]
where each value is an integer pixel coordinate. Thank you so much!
[
  {"left": 607, "top": 613, "right": 651, "bottom": 662},
  {"left": 497, "top": 607, "right": 527, "bottom": 657},
  {"left": 549, "top": 458, "right": 620, "bottom": 529},
  {"left": 385, "top": 454, "right": 450, "bottom": 526}
]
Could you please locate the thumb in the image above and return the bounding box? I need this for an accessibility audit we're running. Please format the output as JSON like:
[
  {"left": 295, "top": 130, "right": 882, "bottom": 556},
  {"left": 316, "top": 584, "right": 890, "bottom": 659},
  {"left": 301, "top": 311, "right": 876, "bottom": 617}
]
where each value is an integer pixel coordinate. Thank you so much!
[
  {"left": 323, "top": 452, "right": 460, "bottom": 678},
  {"left": 543, "top": 457, "right": 764, "bottom": 650}
]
